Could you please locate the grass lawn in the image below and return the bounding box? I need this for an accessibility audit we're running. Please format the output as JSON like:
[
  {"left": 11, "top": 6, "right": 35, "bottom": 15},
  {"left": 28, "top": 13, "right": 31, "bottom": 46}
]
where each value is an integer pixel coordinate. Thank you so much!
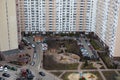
[
  {"left": 102, "top": 71, "right": 118, "bottom": 80},
  {"left": 98, "top": 52, "right": 115, "bottom": 69},
  {"left": 81, "top": 62, "right": 96, "bottom": 69},
  {"left": 84, "top": 71, "right": 103, "bottom": 80},
  {"left": 90, "top": 39, "right": 103, "bottom": 50},
  {"left": 51, "top": 72, "right": 62, "bottom": 77},
  {"left": 46, "top": 39, "right": 80, "bottom": 54},
  {"left": 43, "top": 55, "right": 79, "bottom": 70}
]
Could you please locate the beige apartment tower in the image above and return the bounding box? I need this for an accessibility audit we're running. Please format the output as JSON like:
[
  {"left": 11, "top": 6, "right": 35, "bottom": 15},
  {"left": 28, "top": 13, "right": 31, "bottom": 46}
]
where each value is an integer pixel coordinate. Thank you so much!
[
  {"left": 16, "top": 0, "right": 120, "bottom": 58},
  {"left": 0, "top": 0, "right": 18, "bottom": 52},
  {"left": 95, "top": 0, "right": 120, "bottom": 58},
  {"left": 16, "top": 0, "right": 97, "bottom": 33}
]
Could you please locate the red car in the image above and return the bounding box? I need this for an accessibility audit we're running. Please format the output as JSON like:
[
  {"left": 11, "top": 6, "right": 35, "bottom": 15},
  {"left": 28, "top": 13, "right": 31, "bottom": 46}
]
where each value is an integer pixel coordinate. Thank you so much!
[{"left": 21, "top": 69, "right": 27, "bottom": 77}]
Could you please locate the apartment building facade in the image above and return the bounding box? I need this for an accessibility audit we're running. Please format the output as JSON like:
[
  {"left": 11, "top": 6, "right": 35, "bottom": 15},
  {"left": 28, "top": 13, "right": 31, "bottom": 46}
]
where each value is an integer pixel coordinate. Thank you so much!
[
  {"left": 16, "top": 0, "right": 120, "bottom": 58},
  {"left": 16, "top": 0, "right": 25, "bottom": 43},
  {"left": 95, "top": 0, "right": 120, "bottom": 58},
  {"left": 0, "top": 0, "right": 18, "bottom": 52},
  {"left": 16, "top": 0, "right": 97, "bottom": 33}
]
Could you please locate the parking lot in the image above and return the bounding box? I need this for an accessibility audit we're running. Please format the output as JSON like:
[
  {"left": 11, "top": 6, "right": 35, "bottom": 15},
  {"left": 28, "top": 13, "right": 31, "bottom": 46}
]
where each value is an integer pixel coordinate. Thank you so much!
[
  {"left": 77, "top": 36, "right": 99, "bottom": 60},
  {"left": 0, "top": 63, "right": 20, "bottom": 80}
]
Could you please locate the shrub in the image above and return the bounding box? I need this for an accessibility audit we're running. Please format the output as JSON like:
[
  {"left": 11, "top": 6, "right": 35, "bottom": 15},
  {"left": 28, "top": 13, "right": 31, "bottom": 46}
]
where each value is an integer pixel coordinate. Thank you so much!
[
  {"left": 79, "top": 77, "right": 86, "bottom": 80},
  {"left": 84, "top": 60, "right": 88, "bottom": 67}
]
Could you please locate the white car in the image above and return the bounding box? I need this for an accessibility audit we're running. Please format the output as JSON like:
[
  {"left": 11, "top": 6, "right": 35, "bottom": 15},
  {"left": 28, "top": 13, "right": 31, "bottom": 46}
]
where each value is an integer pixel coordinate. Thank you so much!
[
  {"left": 84, "top": 50, "right": 87, "bottom": 52},
  {"left": 30, "top": 61, "right": 35, "bottom": 66},
  {"left": 81, "top": 49, "right": 84, "bottom": 52},
  {"left": 33, "top": 53, "right": 37, "bottom": 58},
  {"left": 31, "top": 44, "right": 35, "bottom": 48},
  {"left": 0, "top": 66, "right": 3, "bottom": 72},
  {"left": 4, "top": 67, "right": 8, "bottom": 72},
  {"left": 87, "top": 43, "right": 90, "bottom": 46}
]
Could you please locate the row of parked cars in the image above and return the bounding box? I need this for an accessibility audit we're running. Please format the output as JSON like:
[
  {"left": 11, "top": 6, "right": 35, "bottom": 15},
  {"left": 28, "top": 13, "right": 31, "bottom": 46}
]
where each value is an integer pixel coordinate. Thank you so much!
[
  {"left": 0, "top": 65, "right": 17, "bottom": 80},
  {"left": 77, "top": 39, "right": 90, "bottom": 58},
  {"left": 80, "top": 44, "right": 91, "bottom": 59},
  {"left": 78, "top": 38, "right": 99, "bottom": 60},
  {"left": 16, "top": 69, "right": 45, "bottom": 80},
  {"left": 87, "top": 42, "right": 99, "bottom": 60},
  {"left": 16, "top": 69, "right": 35, "bottom": 80},
  {"left": 0, "top": 65, "right": 17, "bottom": 72}
]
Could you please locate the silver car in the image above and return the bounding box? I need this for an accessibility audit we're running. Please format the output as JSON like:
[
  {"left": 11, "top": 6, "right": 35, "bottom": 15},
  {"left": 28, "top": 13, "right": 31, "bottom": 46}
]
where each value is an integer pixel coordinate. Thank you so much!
[{"left": 30, "top": 61, "right": 35, "bottom": 66}]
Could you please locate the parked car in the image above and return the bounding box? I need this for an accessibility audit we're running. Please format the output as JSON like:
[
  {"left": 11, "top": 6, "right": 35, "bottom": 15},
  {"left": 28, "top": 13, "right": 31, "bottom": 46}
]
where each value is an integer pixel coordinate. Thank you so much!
[
  {"left": 21, "top": 69, "right": 27, "bottom": 77},
  {"left": 39, "top": 71, "right": 45, "bottom": 76},
  {"left": 31, "top": 44, "right": 35, "bottom": 48},
  {"left": 34, "top": 49, "right": 37, "bottom": 53},
  {"left": 4, "top": 67, "right": 8, "bottom": 72},
  {"left": 33, "top": 53, "right": 37, "bottom": 58},
  {"left": 80, "top": 48, "right": 84, "bottom": 52},
  {"left": 30, "top": 61, "right": 35, "bottom": 66},
  {"left": 87, "top": 43, "right": 90, "bottom": 46},
  {"left": 26, "top": 69, "right": 32, "bottom": 74},
  {"left": 11, "top": 67, "right": 17, "bottom": 71},
  {"left": 27, "top": 73, "right": 34, "bottom": 79},
  {"left": 0, "top": 66, "right": 3, "bottom": 72},
  {"left": 2, "top": 73, "right": 10, "bottom": 77},
  {"left": 0, "top": 77, "right": 5, "bottom": 80},
  {"left": 4, "top": 65, "right": 11, "bottom": 69},
  {"left": 26, "top": 69, "right": 34, "bottom": 79}
]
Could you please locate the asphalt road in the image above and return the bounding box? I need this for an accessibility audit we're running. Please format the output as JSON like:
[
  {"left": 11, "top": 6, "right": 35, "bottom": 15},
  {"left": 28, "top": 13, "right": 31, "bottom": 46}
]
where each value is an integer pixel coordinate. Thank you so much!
[{"left": 25, "top": 36, "right": 60, "bottom": 80}]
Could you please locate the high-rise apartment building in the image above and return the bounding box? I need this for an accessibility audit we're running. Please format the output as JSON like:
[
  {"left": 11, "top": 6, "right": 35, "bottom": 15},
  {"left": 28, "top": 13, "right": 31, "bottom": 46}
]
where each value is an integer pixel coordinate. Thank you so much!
[
  {"left": 0, "top": 0, "right": 18, "bottom": 52},
  {"left": 16, "top": 0, "right": 97, "bottom": 33},
  {"left": 95, "top": 0, "right": 120, "bottom": 58},
  {"left": 16, "top": 0, "right": 25, "bottom": 43},
  {"left": 16, "top": 0, "right": 120, "bottom": 58}
]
